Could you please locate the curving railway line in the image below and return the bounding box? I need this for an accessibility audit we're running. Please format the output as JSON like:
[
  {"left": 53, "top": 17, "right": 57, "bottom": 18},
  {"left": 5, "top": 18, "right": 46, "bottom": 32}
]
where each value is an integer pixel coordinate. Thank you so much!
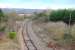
[
  {"left": 16, "top": 19, "right": 52, "bottom": 50},
  {"left": 22, "top": 21, "right": 37, "bottom": 50}
]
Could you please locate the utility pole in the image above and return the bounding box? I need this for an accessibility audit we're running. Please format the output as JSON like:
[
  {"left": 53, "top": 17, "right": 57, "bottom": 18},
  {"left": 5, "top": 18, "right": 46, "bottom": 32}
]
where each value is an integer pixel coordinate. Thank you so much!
[{"left": 68, "top": 12, "right": 72, "bottom": 34}]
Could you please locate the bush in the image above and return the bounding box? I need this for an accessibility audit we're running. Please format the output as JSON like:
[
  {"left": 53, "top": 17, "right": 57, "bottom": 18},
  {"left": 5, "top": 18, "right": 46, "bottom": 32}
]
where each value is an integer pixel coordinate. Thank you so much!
[{"left": 8, "top": 32, "right": 16, "bottom": 39}]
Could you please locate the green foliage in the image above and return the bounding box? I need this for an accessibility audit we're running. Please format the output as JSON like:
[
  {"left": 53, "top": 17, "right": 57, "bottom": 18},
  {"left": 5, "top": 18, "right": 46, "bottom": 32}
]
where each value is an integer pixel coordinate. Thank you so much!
[
  {"left": 49, "top": 9, "right": 75, "bottom": 25},
  {"left": 8, "top": 32, "right": 16, "bottom": 39},
  {"left": 50, "top": 10, "right": 65, "bottom": 21}
]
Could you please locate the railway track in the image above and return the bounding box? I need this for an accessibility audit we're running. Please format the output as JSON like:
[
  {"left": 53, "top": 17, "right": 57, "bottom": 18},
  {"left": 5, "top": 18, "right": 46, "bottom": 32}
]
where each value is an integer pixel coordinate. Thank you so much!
[
  {"left": 22, "top": 21, "right": 37, "bottom": 50},
  {"left": 16, "top": 20, "right": 51, "bottom": 50}
]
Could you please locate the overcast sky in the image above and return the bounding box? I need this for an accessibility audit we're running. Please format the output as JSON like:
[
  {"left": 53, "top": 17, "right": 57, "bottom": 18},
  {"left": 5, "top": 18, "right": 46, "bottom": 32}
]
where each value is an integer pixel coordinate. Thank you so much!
[{"left": 0, "top": 0, "right": 75, "bottom": 9}]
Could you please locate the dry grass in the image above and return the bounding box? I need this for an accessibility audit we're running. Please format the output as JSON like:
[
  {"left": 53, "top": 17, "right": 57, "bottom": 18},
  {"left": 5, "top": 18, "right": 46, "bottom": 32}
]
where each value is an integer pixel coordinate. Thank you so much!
[
  {"left": 46, "top": 22, "right": 66, "bottom": 39},
  {"left": 0, "top": 37, "right": 20, "bottom": 50},
  {"left": 33, "top": 21, "right": 75, "bottom": 40},
  {"left": 46, "top": 22, "right": 75, "bottom": 39},
  {"left": 0, "top": 41, "right": 19, "bottom": 50}
]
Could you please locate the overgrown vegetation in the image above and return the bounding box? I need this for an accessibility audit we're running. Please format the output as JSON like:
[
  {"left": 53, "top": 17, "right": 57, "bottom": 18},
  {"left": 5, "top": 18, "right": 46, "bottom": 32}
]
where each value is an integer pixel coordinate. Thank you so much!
[
  {"left": 33, "top": 9, "right": 75, "bottom": 49},
  {"left": 0, "top": 9, "right": 8, "bottom": 32}
]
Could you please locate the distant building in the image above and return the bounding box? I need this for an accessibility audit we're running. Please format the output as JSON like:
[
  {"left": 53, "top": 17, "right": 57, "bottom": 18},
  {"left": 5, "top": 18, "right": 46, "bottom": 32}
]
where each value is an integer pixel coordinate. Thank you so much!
[{"left": 18, "top": 13, "right": 32, "bottom": 17}]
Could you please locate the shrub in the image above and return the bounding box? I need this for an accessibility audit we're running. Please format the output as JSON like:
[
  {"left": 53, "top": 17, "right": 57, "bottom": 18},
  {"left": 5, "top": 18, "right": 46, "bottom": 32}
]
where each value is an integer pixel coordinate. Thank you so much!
[{"left": 8, "top": 32, "right": 16, "bottom": 39}]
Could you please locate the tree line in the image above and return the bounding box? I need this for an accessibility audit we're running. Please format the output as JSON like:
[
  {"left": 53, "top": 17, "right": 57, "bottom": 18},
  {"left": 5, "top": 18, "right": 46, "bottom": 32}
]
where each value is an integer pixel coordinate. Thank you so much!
[{"left": 49, "top": 9, "right": 75, "bottom": 25}]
